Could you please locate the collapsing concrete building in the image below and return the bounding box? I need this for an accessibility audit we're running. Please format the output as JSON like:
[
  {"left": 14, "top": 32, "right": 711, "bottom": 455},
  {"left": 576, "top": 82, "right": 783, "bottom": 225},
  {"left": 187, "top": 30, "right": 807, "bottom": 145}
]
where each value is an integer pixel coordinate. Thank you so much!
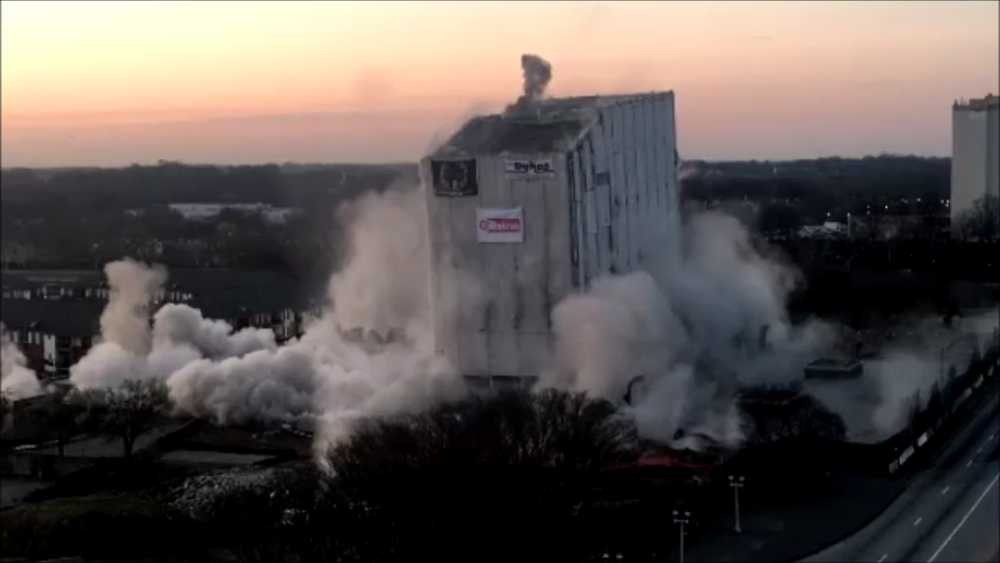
[{"left": 420, "top": 88, "right": 681, "bottom": 379}]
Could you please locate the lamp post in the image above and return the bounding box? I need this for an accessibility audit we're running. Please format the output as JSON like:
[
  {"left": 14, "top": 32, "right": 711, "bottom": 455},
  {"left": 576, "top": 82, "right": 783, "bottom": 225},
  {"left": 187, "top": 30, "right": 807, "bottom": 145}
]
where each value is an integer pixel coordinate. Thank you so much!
[
  {"left": 673, "top": 509, "right": 690, "bottom": 563},
  {"left": 729, "top": 475, "right": 745, "bottom": 533},
  {"left": 940, "top": 335, "right": 966, "bottom": 394}
]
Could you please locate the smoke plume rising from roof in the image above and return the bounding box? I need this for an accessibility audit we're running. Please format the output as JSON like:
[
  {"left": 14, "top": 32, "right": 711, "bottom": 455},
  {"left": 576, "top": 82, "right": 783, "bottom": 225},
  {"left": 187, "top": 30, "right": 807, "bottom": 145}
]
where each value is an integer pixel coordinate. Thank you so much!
[
  {"left": 1, "top": 323, "right": 43, "bottom": 400},
  {"left": 505, "top": 53, "right": 554, "bottom": 116},
  {"left": 520, "top": 54, "right": 553, "bottom": 101}
]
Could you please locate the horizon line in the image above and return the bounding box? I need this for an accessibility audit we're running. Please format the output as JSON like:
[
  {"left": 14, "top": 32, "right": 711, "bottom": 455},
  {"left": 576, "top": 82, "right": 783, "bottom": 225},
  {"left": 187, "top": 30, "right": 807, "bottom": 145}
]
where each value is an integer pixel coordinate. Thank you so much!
[{"left": 1, "top": 153, "right": 952, "bottom": 172}]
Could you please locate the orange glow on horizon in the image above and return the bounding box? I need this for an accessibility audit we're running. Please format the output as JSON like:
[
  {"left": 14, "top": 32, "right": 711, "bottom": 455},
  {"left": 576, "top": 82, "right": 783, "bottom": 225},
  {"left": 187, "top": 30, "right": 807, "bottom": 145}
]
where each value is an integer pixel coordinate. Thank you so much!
[{"left": 2, "top": 0, "right": 997, "bottom": 165}]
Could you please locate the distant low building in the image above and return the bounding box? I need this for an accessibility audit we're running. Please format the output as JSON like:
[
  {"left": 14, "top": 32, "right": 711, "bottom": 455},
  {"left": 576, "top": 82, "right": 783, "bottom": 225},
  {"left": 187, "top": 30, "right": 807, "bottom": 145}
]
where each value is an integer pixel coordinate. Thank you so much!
[
  {"left": 736, "top": 382, "right": 804, "bottom": 407},
  {"left": 804, "top": 358, "right": 864, "bottom": 380},
  {"left": 0, "top": 299, "right": 101, "bottom": 378},
  {"left": 798, "top": 221, "right": 847, "bottom": 239},
  {"left": 1, "top": 269, "right": 310, "bottom": 379},
  {"left": 463, "top": 375, "right": 538, "bottom": 393},
  {"left": 1, "top": 269, "right": 192, "bottom": 302},
  {"left": 164, "top": 203, "right": 298, "bottom": 225}
]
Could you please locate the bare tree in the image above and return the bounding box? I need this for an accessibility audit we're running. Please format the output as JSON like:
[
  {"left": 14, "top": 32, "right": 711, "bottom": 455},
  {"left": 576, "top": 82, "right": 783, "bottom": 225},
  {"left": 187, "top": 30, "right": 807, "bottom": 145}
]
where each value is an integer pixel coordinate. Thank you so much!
[
  {"left": 28, "top": 392, "right": 89, "bottom": 457},
  {"left": 0, "top": 392, "right": 10, "bottom": 434},
  {"left": 171, "top": 390, "right": 644, "bottom": 563},
  {"left": 955, "top": 194, "right": 1000, "bottom": 242},
  {"left": 79, "top": 379, "right": 170, "bottom": 458},
  {"left": 319, "top": 389, "right": 640, "bottom": 562},
  {"left": 171, "top": 467, "right": 310, "bottom": 563},
  {"left": 905, "top": 390, "right": 922, "bottom": 433}
]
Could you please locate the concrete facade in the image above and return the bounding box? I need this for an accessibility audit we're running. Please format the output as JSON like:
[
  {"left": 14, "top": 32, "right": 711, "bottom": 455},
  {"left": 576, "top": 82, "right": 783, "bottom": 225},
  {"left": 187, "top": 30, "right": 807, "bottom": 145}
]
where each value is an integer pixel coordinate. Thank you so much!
[
  {"left": 420, "top": 92, "right": 681, "bottom": 378},
  {"left": 951, "top": 95, "right": 999, "bottom": 233}
]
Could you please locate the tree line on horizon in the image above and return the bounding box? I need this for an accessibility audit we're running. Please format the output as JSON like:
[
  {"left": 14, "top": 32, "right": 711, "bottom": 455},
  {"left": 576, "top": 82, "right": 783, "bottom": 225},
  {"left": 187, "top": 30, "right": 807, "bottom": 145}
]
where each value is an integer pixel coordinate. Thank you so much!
[{"left": 1, "top": 155, "right": 991, "bottom": 281}]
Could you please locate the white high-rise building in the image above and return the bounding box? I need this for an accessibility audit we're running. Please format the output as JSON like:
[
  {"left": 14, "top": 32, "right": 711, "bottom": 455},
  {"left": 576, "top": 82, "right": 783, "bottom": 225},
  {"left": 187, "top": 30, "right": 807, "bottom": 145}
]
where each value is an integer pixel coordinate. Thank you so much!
[{"left": 950, "top": 95, "right": 999, "bottom": 234}]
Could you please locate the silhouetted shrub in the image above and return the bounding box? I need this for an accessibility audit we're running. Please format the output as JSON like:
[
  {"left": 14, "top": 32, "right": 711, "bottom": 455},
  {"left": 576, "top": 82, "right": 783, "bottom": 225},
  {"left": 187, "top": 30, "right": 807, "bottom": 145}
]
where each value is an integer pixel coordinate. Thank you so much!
[
  {"left": 0, "top": 493, "right": 201, "bottom": 560},
  {"left": 316, "top": 388, "right": 640, "bottom": 562}
]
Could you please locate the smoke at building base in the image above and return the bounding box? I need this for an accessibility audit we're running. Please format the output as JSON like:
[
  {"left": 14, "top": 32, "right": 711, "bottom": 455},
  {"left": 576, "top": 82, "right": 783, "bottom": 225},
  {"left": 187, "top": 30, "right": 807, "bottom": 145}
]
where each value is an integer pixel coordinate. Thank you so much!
[{"left": 1, "top": 322, "right": 44, "bottom": 400}]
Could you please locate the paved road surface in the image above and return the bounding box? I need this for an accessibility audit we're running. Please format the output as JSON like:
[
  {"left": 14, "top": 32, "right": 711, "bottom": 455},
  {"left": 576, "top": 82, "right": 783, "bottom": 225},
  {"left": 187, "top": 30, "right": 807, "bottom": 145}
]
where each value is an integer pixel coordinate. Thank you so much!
[{"left": 801, "top": 391, "right": 1000, "bottom": 563}]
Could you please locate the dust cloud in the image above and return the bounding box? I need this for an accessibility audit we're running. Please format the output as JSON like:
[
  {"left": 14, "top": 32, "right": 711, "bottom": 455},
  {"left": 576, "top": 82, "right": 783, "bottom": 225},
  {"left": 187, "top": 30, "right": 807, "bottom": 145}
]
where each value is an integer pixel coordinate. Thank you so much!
[
  {"left": 1, "top": 323, "right": 43, "bottom": 400},
  {"left": 69, "top": 184, "right": 481, "bottom": 445}
]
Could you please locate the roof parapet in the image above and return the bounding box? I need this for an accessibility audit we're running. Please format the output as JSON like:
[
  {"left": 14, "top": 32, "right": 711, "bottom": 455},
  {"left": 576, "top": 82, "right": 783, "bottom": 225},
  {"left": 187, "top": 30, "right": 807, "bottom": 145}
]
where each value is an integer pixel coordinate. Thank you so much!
[{"left": 954, "top": 94, "right": 999, "bottom": 111}]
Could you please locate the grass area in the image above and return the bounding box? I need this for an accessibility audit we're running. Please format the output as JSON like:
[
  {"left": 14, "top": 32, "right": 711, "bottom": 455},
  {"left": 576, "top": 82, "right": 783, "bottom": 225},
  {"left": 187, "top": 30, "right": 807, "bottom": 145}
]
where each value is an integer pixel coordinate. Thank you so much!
[
  {"left": 0, "top": 493, "right": 205, "bottom": 561},
  {"left": 25, "top": 458, "right": 201, "bottom": 504}
]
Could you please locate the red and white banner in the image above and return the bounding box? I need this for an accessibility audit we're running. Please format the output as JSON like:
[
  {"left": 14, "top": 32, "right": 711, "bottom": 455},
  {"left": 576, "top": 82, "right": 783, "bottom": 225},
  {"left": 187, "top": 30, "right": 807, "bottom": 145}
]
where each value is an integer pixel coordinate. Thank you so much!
[{"left": 476, "top": 207, "right": 524, "bottom": 244}]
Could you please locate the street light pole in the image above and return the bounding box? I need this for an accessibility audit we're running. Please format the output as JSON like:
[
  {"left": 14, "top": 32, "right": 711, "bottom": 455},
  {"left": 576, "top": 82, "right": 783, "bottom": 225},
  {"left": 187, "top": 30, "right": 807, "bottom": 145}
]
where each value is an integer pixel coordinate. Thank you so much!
[
  {"left": 729, "top": 475, "right": 745, "bottom": 534},
  {"left": 939, "top": 345, "right": 945, "bottom": 387},
  {"left": 940, "top": 335, "right": 967, "bottom": 387},
  {"left": 673, "top": 509, "right": 690, "bottom": 563}
]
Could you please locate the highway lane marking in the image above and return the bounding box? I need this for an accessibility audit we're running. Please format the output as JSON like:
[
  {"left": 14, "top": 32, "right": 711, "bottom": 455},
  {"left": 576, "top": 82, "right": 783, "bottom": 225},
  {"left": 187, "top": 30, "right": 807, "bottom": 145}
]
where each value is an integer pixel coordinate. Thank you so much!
[
  {"left": 989, "top": 433, "right": 996, "bottom": 441},
  {"left": 927, "top": 472, "right": 1000, "bottom": 563},
  {"left": 968, "top": 459, "right": 975, "bottom": 468},
  {"left": 878, "top": 554, "right": 888, "bottom": 562},
  {"left": 942, "top": 486, "right": 950, "bottom": 495},
  {"left": 914, "top": 517, "right": 923, "bottom": 526}
]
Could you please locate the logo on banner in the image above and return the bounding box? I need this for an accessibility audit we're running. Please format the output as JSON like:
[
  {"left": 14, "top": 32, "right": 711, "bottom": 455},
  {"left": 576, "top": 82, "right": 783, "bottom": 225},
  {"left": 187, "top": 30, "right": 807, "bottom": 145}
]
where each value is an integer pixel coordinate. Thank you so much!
[
  {"left": 477, "top": 207, "right": 524, "bottom": 244},
  {"left": 505, "top": 158, "right": 555, "bottom": 178},
  {"left": 432, "top": 159, "right": 479, "bottom": 197}
]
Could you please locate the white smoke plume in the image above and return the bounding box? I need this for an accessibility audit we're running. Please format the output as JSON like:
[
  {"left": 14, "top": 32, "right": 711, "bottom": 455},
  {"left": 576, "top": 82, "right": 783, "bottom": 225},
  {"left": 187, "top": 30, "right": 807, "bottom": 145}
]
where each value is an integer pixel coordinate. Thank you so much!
[
  {"left": 543, "top": 211, "right": 830, "bottom": 449},
  {"left": 70, "top": 183, "right": 481, "bottom": 444},
  {"left": 71, "top": 258, "right": 169, "bottom": 389},
  {"left": 803, "top": 307, "right": 999, "bottom": 443},
  {"left": 520, "top": 53, "right": 553, "bottom": 101},
  {"left": 166, "top": 184, "right": 478, "bottom": 436},
  {"left": 865, "top": 307, "right": 999, "bottom": 438},
  {"left": 505, "top": 53, "right": 554, "bottom": 116},
  {"left": 1, "top": 323, "right": 43, "bottom": 400},
  {"left": 152, "top": 304, "right": 277, "bottom": 360},
  {"left": 100, "top": 258, "right": 167, "bottom": 355}
]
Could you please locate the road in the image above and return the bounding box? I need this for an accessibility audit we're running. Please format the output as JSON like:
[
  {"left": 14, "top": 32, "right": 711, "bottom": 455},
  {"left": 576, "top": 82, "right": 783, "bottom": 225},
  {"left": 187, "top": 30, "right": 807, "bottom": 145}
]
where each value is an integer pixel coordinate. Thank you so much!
[{"left": 801, "top": 389, "right": 1000, "bottom": 563}]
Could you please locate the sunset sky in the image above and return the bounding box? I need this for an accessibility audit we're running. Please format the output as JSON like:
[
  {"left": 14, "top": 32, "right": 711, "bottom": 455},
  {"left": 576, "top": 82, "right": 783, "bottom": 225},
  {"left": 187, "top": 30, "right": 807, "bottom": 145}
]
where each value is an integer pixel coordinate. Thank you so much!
[{"left": 2, "top": 0, "right": 998, "bottom": 167}]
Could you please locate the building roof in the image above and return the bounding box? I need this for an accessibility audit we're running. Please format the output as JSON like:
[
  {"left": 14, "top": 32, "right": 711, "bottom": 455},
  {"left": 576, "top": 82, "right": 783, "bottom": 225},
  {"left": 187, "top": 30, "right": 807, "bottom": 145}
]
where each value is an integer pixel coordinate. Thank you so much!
[
  {"left": 431, "top": 91, "right": 673, "bottom": 158},
  {"left": 2, "top": 268, "right": 309, "bottom": 328},
  {"left": 186, "top": 281, "right": 307, "bottom": 319},
  {"left": 432, "top": 94, "right": 645, "bottom": 158},
  {"left": 954, "top": 95, "right": 999, "bottom": 111},
  {"left": 2, "top": 268, "right": 302, "bottom": 294},
  {"left": 736, "top": 383, "right": 804, "bottom": 407},
  {"left": 1, "top": 270, "right": 98, "bottom": 291},
  {"left": 434, "top": 113, "right": 593, "bottom": 157},
  {"left": 1, "top": 298, "right": 104, "bottom": 335},
  {"left": 806, "top": 358, "right": 863, "bottom": 369}
]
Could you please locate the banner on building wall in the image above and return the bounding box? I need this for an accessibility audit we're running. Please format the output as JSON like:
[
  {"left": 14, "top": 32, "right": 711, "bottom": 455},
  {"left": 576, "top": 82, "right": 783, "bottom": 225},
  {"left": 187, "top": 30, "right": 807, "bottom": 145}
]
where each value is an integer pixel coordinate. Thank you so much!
[
  {"left": 477, "top": 207, "right": 524, "bottom": 244},
  {"left": 505, "top": 157, "right": 555, "bottom": 178},
  {"left": 432, "top": 159, "right": 479, "bottom": 197}
]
